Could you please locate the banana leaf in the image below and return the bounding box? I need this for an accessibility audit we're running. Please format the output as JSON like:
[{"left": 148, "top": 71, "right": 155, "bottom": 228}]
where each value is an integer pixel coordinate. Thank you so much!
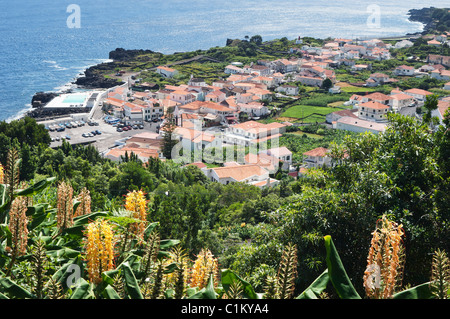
[
  {"left": 46, "top": 247, "right": 81, "bottom": 260},
  {"left": 324, "top": 235, "right": 361, "bottom": 299},
  {"left": 0, "top": 277, "right": 35, "bottom": 299},
  {"left": 15, "top": 177, "right": 56, "bottom": 197},
  {"left": 102, "top": 269, "right": 121, "bottom": 286},
  {"left": 144, "top": 222, "right": 159, "bottom": 240},
  {"left": 121, "top": 262, "right": 143, "bottom": 299},
  {"left": 26, "top": 203, "right": 49, "bottom": 230},
  {"left": 103, "top": 285, "right": 122, "bottom": 299},
  {"left": 188, "top": 274, "right": 217, "bottom": 299},
  {"left": 160, "top": 239, "right": 180, "bottom": 250},
  {"left": 63, "top": 211, "right": 109, "bottom": 237},
  {"left": 221, "top": 269, "right": 258, "bottom": 299},
  {"left": 392, "top": 282, "right": 434, "bottom": 299},
  {"left": 69, "top": 278, "right": 96, "bottom": 299},
  {"left": 296, "top": 269, "right": 330, "bottom": 299}
]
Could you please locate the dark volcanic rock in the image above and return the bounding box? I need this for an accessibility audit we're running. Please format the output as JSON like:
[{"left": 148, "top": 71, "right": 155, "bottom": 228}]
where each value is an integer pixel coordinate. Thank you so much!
[
  {"left": 109, "top": 48, "right": 156, "bottom": 61},
  {"left": 407, "top": 7, "right": 438, "bottom": 34},
  {"left": 26, "top": 107, "right": 91, "bottom": 120},
  {"left": 75, "top": 74, "right": 122, "bottom": 89},
  {"left": 31, "top": 92, "right": 58, "bottom": 108}
]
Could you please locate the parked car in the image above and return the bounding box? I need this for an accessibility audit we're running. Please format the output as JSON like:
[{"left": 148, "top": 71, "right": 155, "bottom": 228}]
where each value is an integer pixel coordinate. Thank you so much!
[
  {"left": 117, "top": 128, "right": 123, "bottom": 132},
  {"left": 65, "top": 135, "right": 71, "bottom": 140},
  {"left": 138, "top": 125, "right": 144, "bottom": 129},
  {"left": 95, "top": 130, "right": 102, "bottom": 135}
]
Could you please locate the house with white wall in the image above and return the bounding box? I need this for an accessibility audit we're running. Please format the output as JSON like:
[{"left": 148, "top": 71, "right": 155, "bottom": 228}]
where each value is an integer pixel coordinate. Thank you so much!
[
  {"left": 224, "top": 121, "right": 286, "bottom": 146},
  {"left": 357, "top": 101, "right": 390, "bottom": 122},
  {"left": 168, "top": 90, "right": 196, "bottom": 105},
  {"left": 203, "top": 164, "right": 270, "bottom": 185},
  {"left": 404, "top": 88, "right": 433, "bottom": 101},
  {"left": 238, "top": 102, "right": 269, "bottom": 118},
  {"left": 393, "top": 65, "right": 415, "bottom": 76},
  {"left": 156, "top": 66, "right": 179, "bottom": 78},
  {"left": 302, "top": 147, "right": 332, "bottom": 168},
  {"left": 276, "top": 85, "right": 299, "bottom": 96},
  {"left": 334, "top": 116, "right": 386, "bottom": 134},
  {"left": 390, "top": 93, "right": 416, "bottom": 111}
]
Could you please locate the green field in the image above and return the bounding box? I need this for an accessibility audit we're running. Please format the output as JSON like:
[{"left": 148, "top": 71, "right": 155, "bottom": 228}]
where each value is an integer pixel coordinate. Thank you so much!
[{"left": 281, "top": 105, "right": 338, "bottom": 123}]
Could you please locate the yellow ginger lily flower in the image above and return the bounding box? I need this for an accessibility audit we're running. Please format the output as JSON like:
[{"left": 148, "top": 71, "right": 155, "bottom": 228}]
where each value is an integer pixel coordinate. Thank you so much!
[
  {"left": 188, "top": 248, "right": 219, "bottom": 289},
  {"left": 84, "top": 219, "right": 116, "bottom": 284},
  {"left": 125, "top": 190, "right": 148, "bottom": 241}
]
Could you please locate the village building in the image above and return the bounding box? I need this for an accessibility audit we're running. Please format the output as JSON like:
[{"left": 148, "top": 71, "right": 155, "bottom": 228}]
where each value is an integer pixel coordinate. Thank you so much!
[
  {"left": 393, "top": 65, "right": 415, "bottom": 76},
  {"left": 357, "top": 101, "right": 390, "bottom": 122},
  {"left": 334, "top": 116, "right": 387, "bottom": 134},
  {"left": 156, "top": 66, "right": 179, "bottom": 78},
  {"left": 302, "top": 147, "right": 332, "bottom": 168}
]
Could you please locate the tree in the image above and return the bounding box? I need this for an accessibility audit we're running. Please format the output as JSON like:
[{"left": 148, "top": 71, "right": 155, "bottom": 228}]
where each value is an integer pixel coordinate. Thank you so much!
[
  {"left": 161, "top": 113, "right": 178, "bottom": 159},
  {"left": 422, "top": 93, "right": 439, "bottom": 126},
  {"left": 250, "top": 35, "right": 263, "bottom": 46},
  {"left": 321, "top": 78, "right": 333, "bottom": 91}
]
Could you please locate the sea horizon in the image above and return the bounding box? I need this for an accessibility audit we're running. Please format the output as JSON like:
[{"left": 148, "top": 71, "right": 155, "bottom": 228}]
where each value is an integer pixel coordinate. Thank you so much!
[{"left": 0, "top": 0, "right": 446, "bottom": 122}]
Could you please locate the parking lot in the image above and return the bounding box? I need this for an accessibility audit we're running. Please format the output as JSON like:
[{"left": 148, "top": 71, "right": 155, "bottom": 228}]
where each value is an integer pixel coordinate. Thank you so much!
[{"left": 49, "top": 118, "right": 160, "bottom": 153}]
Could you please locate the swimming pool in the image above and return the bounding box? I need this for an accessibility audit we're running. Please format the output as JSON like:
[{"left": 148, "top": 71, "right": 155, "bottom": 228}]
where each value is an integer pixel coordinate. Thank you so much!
[{"left": 63, "top": 94, "right": 87, "bottom": 104}]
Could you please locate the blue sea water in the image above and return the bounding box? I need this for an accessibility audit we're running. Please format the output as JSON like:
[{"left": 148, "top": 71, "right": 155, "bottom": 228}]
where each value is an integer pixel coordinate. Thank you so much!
[{"left": 0, "top": 0, "right": 446, "bottom": 121}]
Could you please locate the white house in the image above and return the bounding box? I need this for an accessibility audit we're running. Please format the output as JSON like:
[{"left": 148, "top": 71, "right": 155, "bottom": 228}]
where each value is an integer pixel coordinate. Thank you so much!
[
  {"left": 390, "top": 93, "right": 416, "bottom": 111},
  {"left": 276, "top": 85, "right": 299, "bottom": 96},
  {"left": 123, "top": 102, "right": 146, "bottom": 125},
  {"left": 358, "top": 101, "right": 390, "bottom": 122},
  {"left": 168, "top": 90, "right": 196, "bottom": 105},
  {"left": 394, "top": 65, "right": 415, "bottom": 76},
  {"left": 430, "top": 69, "right": 450, "bottom": 81},
  {"left": 334, "top": 116, "right": 386, "bottom": 134},
  {"left": 224, "top": 121, "right": 286, "bottom": 146},
  {"left": 156, "top": 66, "right": 179, "bottom": 78},
  {"left": 238, "top": 102, "right": 269, "bottom": 118},
  {"left": 224, "top": 64, "right": 244, "bottom": 74},
  {"left": 264, "top": 146, "right": 293, "bottom": 166},
  {"left": 404, "top": 88, "right": 433, "bottom": 101},
  {"left": 302, "top": 147, "right": 332, "bottom": 168},
  {"left": 203, "top": 164, "right": 270, "bottom": 185},
  {"left": 365, "top": 73, "right": 390, "bottom": 87}
]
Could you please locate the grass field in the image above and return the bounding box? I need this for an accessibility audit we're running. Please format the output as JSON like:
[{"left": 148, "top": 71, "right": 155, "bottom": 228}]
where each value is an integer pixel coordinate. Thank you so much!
[{"left": 280, "top": 105, "right": 338, "bottom": 123}]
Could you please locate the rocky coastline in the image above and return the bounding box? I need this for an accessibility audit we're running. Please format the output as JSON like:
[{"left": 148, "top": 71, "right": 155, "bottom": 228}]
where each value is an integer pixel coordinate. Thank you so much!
[{"left": 407, "top": 7, "right": 439, "bottom": 34}]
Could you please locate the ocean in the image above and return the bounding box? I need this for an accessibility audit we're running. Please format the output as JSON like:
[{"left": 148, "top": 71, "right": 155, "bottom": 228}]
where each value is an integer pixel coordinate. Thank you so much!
[{"left": 0, "top": 0, "right": 446, "bottom": 122}]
